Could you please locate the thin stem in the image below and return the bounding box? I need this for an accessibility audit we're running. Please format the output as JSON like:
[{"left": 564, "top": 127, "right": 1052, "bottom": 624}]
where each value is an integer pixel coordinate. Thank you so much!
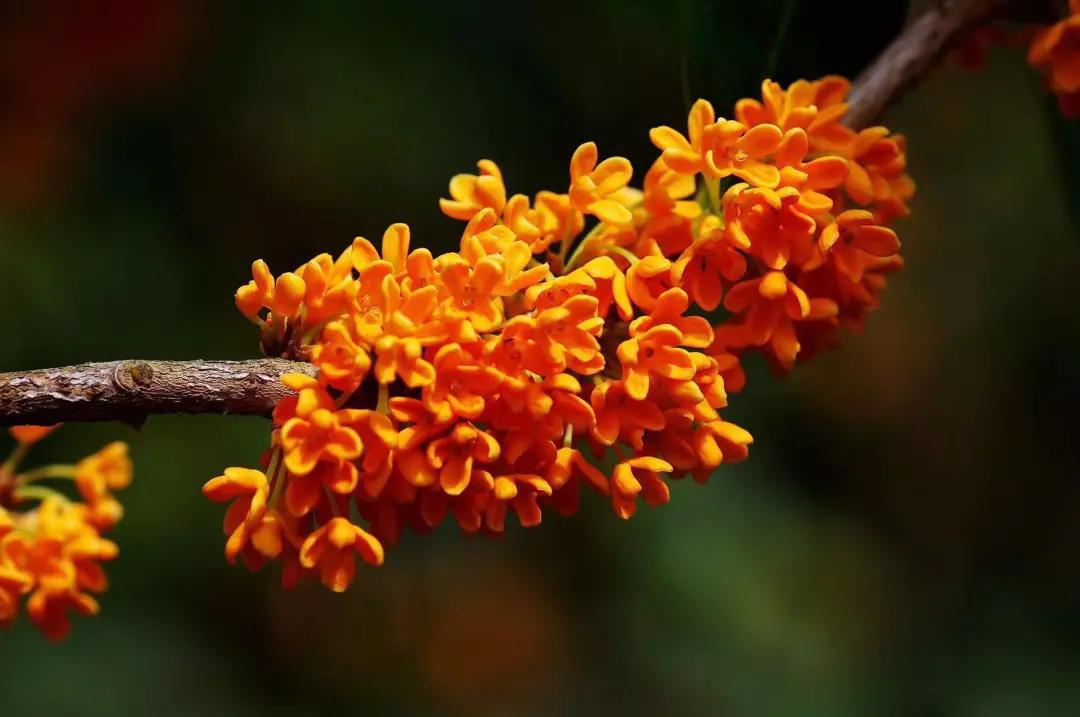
[
  {"left": 266, "top": 447, "right": 286, "bottom": 507},
  {"left": 15, "top": 464, "right": 76, "bottom": 485},
  {"left": 2, "top": 444, "right": 30, "bottom": 475},
  {"left": 704, "top": 177, "right": 721, "bottom": 215},
  {"left": 595, "top": 245, "right": 640, "bottom": 266},
  {"left": 14, "top": 484, "right": 70, "bottom": 505},
  {"left": 563, "top": 223, "right": 608, "bottom": 273},
  {"left": 556, "top": 209, "right": 581, "bottom": 265}
]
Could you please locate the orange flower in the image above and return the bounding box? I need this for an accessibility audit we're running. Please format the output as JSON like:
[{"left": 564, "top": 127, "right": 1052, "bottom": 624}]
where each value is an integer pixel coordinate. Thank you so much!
[
  {"left": 628, "top": 288, "right": 713, "bottom": 348},
  {"left": 735, "top": 77, "right": 854, "bottom": 151},
  {"left": 722, "top": 182, "right": 817, "bottom": 270},
  {"left": 493, "top": 241, "right": 551, "bottom": 296},
  {"left": 819, "top": 210, "right": 901, "bottom": 282},
  {"left": 649, "top": 98, "right": 717, "bottom": 176},
  {"left": 843, "top": 127, "right": 914, "bottom": 220},
  {"left": 235, "top": 259, "right": 307, "bottom": 320},
  {"left": 74, "top": 441, "right": 132, "bottom": 504},
  {"left": 277, "top": 375, "right": 363, "bottom": 475},
  {"left": 310, "top": 319, "right": 371, "bottom": 391},
  {"left": 283, "top": 459, "right": 356, "bottom": 517},
  {"left": 773, "top": 127, "right": 849, "bottom": 214},
  {"left": 483, "top": 472, "right": 553, "bottom": 531},
  {"left": 440, "top": 160, "right": 507, "bottom": 221},
  {"left": 345, "top": 411, "right": 399, "bottom": 499},
  {"left": 299, "top": 517, "right": 383, "bottom": 592},
  {"left": 610, "top": 457, "right": 673, "bottom": 519},
  {"left": 672, "top": 218, "right": 747, "bottom": 311},
  {"left": 297, "top": 250, "right": 356, "bottom": 325},
  {"left": 692, "top": 420, "right": 754, "bottom": 480},
  {"left": 423, "top": 343, "right": 504, "bottom": 422},
  {"left": 1029, "top": 2, "right": 1080, "bottom": 117},
  {"left": 202, "top": 467, "right": 271, "bottom": 564},
  {"left": 438, "top": 255, "right": 504, "bottom": 332},
  {"left": 626, "top": 255, "right": 674, "bottom": 312},
  {"left": 426, "top": 422, "right": 501, "bottom": 496},
  {"left": 0, "top": 560, "right": 31, "bottom": 625},
  {"left": 568, "top": 142, "right": 634, "bottom": 225},
  {"left": 616, "top": 324, "right": 695, "bottom": 401},
  {"left": 651, "top": 99, "right": 783, "bottom": 187},
  {"left": 533, "top": 295, "right": 605, "bottom": 374},
  {"left": 372, "top": 285, "right": 443, "bottom": 387},
  {"left": 1, "top": 498, "right": 120, "bottom": 641},
  {"left": 723, "top": 270, "right": 837, "bottom": 369},
  {"left": 578, "top": 256, "right": 633, "bottom": 320},
  {"left": 591, "top": 380, "right": 666, "bottom": 447},
  {"left": 8, "top": 425, "right": 60, "bottom": 445},
  {"left": 641, "top": 157, "right": 701, "bottom": 220}
]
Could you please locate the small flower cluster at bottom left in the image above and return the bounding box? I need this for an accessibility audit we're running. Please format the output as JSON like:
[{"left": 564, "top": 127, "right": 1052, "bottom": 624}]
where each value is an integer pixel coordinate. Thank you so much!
[{"left": 0, "top": 425, "right": 132, "bottom": 641}]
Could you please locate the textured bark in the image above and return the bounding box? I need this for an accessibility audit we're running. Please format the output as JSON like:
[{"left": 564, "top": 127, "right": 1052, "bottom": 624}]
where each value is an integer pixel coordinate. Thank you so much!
[
  {"left": 0, "top": 359, "right": 316, "bottom": 426},
  {"left": 0, "top": 0, "right": 1064, "bottom": 427},
  {"left": 846, "top": 0, "right": 1056, "bottom": 128}
]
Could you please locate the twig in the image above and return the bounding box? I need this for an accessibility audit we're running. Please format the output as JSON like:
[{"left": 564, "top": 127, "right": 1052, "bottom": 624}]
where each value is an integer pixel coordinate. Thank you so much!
[
  {"left": 0, "top": 0, "right": 1064, "bottom": 427},
  {"left": 845, "top": 0, "right": 1055, "bottom": 128},
  {"left": 0, "top": 359, "right": 316, "bottom": 426}
]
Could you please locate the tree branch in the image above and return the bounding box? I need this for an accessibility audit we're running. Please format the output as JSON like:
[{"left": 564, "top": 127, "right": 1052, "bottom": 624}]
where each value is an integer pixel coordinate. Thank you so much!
[
  {"left": 0, "top": 359, "right": 316, "bottom": 426},
  {"left": 845, "top": 0, "right": 1056, "bottom": 128},
  {"left": 0, "top": 0, "right": 1064, "bottom": 427}
]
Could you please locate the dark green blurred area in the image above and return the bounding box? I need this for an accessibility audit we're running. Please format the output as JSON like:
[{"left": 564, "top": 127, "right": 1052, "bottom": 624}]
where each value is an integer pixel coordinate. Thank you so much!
[{"left": 2, "top": 0, "right": 1080, "bottom": 714}]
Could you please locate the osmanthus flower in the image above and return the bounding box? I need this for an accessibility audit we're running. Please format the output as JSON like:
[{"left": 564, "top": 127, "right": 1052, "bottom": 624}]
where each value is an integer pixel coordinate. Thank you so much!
[
  {"left": 626, "top": 255, "right": 676, "bottom": 312},
  {"left": 616, "top": 324, "right": 697, "bottom": 401},
  {"left": 426, "top": 422, "right": 501, "bottom": 496},
  {"left": 299, "top": 517, "right": 383, "bottom": 593},
  {"left": 439, "top": 159, "right": 508, "bottom": 221},
  {"left": 818, "top": 210, "right": 902, "bottom": 283},
  {"left": 202, "top": 467, "right": 272, "bottom": 564},
  {"left": 610, "top": 457, "right": 674, "bottom": 520},
  {"left": 1, "top": 427, "right": 132, "bottom": 641},
  {"left": 481, "top": 471, "right": 553, "bottom": 532},
  {"left": 422, "top": 343, "right": 504, "bottom": 423},
  {"left": 735, "top": 76, "right": 853, "bottom": 151},
  {"left": 672, "top": 216, "right": 748, "bottom": 311},
  {"left": 722, "top": 270, "right": 838, "bottom": 370},
  {"left": 628, "top": 288, "right": 713, "bottom": 348},
  {"left": 309, "top": 319, "right": 371, "bottom": 391},
  {"left": 569, "top": 141, "right": 635, "bottom": 225},
  {"left": 208, "top": 74, "right": 909, "bottom": 594},
  {"left": 735, "top": 77, "right": 915, "bottom": 220},
  {"left": 275, "top": 374, "right": 364, "bottom": 476},
  {"left": 843, "top": 127, "right": 914, "bottom": 220},
  {"left": 641, "top": 157, "right": 702, "bottom": 220},
  {"left": 590, "top": 380, "right": 667, "bottom": 448},
  {"left": 8, "top": 425, "right": 59, "bottom": 445},
  {"left": 722, "top": 182, "right": 818, "bottom": 271},
  {"left": 1028, "top": 0, "right": 1080, "bottom": 117},
  {"left": 650, "top": 98, "right": 785, "bottom": 187}
]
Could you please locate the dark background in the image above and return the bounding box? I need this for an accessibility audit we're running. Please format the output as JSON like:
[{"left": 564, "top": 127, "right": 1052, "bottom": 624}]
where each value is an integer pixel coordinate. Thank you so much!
[{"left": 2, "top": 1, "right": 1079, "bottom": 714}]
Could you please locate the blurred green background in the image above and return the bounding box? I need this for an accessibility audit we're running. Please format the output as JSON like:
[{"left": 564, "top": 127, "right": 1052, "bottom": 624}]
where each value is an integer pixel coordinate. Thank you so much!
[{"left": 2, "top": 1, "right": 1079, "bottom": 715}]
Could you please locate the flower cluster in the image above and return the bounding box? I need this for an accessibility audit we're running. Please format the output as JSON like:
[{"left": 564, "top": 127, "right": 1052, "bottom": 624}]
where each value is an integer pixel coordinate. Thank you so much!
[
  {"left": 211, "top": 76, "right": 911, "bottom": 592},
  {"left": 0, "top": 425, "right": 132, "bottom": 640},
  {"left": 1028, "top": 0, "right": 1080, "bottom": 117}
]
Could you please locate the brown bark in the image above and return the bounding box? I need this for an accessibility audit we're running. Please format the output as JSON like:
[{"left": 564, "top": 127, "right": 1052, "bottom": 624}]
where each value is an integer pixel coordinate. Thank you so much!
[{"left": 0, "top": 359, "right": 316, "bottom": 426}]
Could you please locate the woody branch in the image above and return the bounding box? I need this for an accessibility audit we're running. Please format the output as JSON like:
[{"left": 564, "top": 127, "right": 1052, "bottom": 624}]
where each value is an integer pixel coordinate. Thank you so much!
[{"left": 0, "top": 0, "right": 1057, "bottom": 427}]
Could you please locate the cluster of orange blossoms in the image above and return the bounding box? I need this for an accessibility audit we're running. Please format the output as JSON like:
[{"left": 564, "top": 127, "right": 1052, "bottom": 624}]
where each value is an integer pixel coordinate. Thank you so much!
[
  {"left": 0, "top": 425, "right": 132, "bottom": 640},
  {"left": 209, "top": 76, "right": 912, "bottom": 593},
  {"left": 1028, "top": 0, "right": 1080, "bottom": 117}
]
